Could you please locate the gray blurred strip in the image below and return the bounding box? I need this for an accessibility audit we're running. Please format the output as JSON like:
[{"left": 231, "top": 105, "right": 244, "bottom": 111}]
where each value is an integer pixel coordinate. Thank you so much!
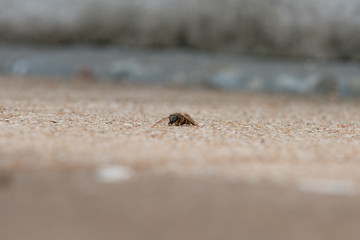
[{"left": 1, "top": 44, "right": 360, "bottom": 96}]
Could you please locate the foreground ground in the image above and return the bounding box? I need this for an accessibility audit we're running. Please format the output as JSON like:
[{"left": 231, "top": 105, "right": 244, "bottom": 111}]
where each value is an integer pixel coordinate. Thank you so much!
[{"left": 1, "top": 76, "right": 360, "bottom": 239}]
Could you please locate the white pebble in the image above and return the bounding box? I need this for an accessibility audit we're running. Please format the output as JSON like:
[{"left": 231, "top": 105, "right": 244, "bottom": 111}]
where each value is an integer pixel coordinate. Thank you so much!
[{"left": 96, "top": 165, "right": 134, "bottom": 183}]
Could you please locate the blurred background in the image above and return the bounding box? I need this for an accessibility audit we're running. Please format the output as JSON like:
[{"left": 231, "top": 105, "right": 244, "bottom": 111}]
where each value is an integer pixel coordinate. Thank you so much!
[
  {"left": 3, "top": 2, "right": 360, "bottom": 240},
  {"left": 1, "top": 0, "right": 360, "bottom": 96}
]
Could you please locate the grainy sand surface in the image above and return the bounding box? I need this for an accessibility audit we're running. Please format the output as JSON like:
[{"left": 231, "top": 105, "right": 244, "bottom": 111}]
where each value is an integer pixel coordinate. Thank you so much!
[
  {"left": 1, "top": 77, "right": 360, "bottom": 182},
  {"left": 1, "top": 76, "right": 360, "bottom": 240}
]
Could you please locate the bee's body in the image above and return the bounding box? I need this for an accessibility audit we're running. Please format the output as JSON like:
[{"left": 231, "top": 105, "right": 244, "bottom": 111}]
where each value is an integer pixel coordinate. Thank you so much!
[
  {"left": 168, "top": 113, "right": 197, "bottom": 126},
  {"left": 154, "top": 112, "right": 198, "bottom": 126}
]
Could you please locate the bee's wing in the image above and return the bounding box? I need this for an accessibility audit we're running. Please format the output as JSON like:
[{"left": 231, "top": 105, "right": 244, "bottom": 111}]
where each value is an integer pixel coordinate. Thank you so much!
[
  {"left": 184, "top": 113, "right": 198, "bottom": 126},
  {"left": 153, "top": 117, "right": 168, "bottom": 126}
]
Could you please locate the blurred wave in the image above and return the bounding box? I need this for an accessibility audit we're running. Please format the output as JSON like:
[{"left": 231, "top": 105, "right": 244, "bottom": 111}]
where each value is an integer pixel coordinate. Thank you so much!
[{"left": 1, "top": 0, "right": 360, "bottom": 59}]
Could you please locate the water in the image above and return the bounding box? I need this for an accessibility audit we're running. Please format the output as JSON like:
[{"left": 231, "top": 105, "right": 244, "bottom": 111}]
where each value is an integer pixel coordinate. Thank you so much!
[{"left": 1, "top": 43, "right": 360, "bottom": 96}]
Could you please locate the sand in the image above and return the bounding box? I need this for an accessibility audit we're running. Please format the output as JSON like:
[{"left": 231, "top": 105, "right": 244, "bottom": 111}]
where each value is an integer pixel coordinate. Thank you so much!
[
  {"left": 1, "top": 76, "right": 360, "bottom": 240},
  {"left": 1, "top": 76, "right": 360, "bottom": 182}
]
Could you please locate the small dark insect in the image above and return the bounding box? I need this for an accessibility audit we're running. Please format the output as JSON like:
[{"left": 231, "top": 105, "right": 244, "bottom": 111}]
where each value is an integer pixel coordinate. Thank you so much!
[{"left": 154, "top": 112, "right": 198, "bottom": 126}]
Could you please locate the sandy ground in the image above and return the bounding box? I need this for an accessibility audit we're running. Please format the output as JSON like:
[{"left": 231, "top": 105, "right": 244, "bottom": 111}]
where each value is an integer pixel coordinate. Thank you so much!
[{"left": 1, "top": 76, "right": 360, "bottom": 239}]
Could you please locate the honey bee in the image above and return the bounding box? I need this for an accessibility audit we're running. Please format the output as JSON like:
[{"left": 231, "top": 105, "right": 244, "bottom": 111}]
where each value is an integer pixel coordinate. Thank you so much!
[{"left": 154, "top": 112, "right": 198, "bottom": 126}]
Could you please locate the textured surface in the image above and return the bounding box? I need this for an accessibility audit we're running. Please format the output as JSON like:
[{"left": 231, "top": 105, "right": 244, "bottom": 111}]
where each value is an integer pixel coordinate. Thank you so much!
[
  {"left": 2, "top": 77, "right": 360, "bottom": 240},
  {"left": 1, "top": 77, "right": 360, "bottom": 184}
]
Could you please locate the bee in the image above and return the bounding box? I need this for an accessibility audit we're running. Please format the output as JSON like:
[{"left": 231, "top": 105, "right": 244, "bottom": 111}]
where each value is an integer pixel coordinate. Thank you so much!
[{"left": 154, "top": 112, "right": 198, "bottom": 126}]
